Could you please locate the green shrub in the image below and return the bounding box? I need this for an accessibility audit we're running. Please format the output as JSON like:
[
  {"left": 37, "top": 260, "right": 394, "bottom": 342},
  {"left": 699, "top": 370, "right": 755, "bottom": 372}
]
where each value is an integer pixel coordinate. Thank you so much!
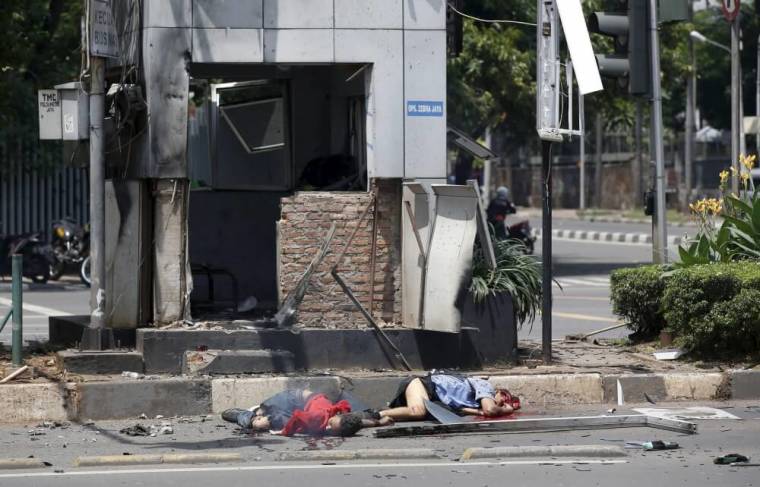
[
  {"left": 679, "top": 289, "right": 760, "bottom": 356},
  {"left": 610, "top": 265, "right": 667, "bottom": 338}
]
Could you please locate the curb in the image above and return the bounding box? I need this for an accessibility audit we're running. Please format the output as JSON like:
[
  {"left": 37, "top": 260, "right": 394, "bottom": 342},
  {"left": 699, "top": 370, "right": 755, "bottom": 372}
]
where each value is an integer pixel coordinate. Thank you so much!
[
  {"left": 278, "top": 449, "right": 439, "bottom": 462},
  {"left": 0, "top": 458, "right": 50, "bottom": 470},
  {"left": 461, "top": 445, "right": 627, "bottom": 461},
  {"left": 583, "top": 216, "right": 695, "bottom": 228},
  {"left": 538, "top": 229, "right": 683, "bottom": 246},
  {"left": 74, "top": 453, "right": 242, "bottom": 467},
  {"left": 2, "top": 371, "right": 759, "bottom": 424}
]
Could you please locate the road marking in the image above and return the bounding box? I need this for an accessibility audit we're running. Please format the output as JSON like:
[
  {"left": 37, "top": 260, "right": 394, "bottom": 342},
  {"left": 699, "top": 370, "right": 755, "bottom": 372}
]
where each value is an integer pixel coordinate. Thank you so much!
[
  {"left": 0, "top": 297, "right": 72, "bottom": 317},
  {"left": 552, "top": 311, "right": 619, "bottom": 324},
  {"left": 555, "top": 278, "right": 608, "bottom": 287},
  {"left": 585, "top": 277, "right": 611, "bottom": 283},
  {"left": 0, "top": 459, "right": 629, "bottom": 479},
  {"left": 554, "top": 296, "right": 610, "bottom": 302}
]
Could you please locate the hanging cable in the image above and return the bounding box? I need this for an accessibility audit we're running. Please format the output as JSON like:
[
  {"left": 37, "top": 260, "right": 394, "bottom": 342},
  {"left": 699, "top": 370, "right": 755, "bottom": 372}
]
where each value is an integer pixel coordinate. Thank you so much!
[{"left": 447, "top": 2, "right": 536, "bottom": 27}]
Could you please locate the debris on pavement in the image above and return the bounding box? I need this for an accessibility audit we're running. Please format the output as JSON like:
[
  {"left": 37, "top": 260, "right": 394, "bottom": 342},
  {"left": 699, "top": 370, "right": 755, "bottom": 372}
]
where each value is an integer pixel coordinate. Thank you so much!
[
  {"left": 633, "top": 407, "right": 741, "bottom": 421},
  {"left": 0, "top": 365, "right": 30, "bottom": 383},
  {"left": 119, "top": 422, "right": 174, "bottom": 437},
  {"left": 714, "top": 453, "right": 750, "bottom": 465},
  {"left": 625, "top": 440, "right": 679, "bottom": 450},
  {"left": 644, "top": 393, "right": 657, "bottom": 404},
  {"left": 653, "top": 349, "right": 685, "bottom": 360}
]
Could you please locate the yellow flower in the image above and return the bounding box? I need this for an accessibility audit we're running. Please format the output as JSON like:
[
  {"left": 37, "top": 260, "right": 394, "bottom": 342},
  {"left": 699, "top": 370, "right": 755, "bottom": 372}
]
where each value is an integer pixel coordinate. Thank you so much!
[
  {"left": 741, "top": 154, "right": 757, "bottom": 171},
  {"left": 742, "top": 172, "right": 750, "bottom": 183},
  {"left": 719, "top": 170, "right": 730, "bottom": 184}
]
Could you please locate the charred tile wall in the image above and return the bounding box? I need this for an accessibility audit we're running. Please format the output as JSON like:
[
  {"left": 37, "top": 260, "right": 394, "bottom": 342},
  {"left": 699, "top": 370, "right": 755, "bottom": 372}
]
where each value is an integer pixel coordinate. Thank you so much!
[{"left": 278, "top": 179, "right": 402, "bottom": 328}]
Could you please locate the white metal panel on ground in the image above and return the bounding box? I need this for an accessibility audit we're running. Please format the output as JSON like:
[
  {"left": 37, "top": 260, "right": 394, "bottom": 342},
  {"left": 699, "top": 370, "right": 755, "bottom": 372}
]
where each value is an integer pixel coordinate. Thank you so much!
[
  {"left": 193, "top": 0, "right": 263, "bottom": 28},
  {"left": 144, "top": 0, "right": 192, "bottom": 28},
  {"left": 335, "top": 29, "right": 404, "bottom": 178},
  {"left": 401, "top": 183, "right": 430, "bottom": 329},
  {"left": 263, "top": 29, "right": 334, "bottom": 63},
  {"left": 404, "top": 30, "right": 446, "bottom": 179},
  {"left": 422, "top": 185, "right": 478, "bottom": 333},
  {"left": 335, "top": 0, "right": 404, "bottom": 29},
  {"left": 263, "top": 0, "right": 334, "bottom": 28},
  {"left": 192, "top": 29, "right": 264, "bottom": 63},
  {"left": 404, "top": 0, "right": 447, "bottom": 29}
]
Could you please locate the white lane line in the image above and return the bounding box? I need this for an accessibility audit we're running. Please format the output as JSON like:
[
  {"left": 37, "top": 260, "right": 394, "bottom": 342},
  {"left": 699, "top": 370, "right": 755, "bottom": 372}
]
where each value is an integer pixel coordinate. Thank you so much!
[
  {"left": 0, "top": 459, "right": 628, "bottom": 479},
  {"left": 585, "top": 277, "right": 610, "bottom": 283},
  {"left": 0, "top": 297, "right": 72, "bottom": 316},
  {"left": 555, "top": 279, "right": 608, "bottom": 287}
]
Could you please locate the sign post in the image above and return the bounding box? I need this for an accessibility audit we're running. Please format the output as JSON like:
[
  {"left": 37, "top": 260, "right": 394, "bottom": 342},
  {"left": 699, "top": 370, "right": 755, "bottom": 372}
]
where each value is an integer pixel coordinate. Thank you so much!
[{"left": 723, "top": 0, "right": 741, "bottom": 192}]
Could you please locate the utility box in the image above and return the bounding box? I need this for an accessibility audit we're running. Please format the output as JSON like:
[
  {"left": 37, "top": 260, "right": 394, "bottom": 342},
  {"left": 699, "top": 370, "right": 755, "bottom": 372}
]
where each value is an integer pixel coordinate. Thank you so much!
[
  {"left": 55, "top": 82, "right": 89, "bottom": 141},
  {"left": 38, "top": 90, "right": 62, "bottom": 140}
]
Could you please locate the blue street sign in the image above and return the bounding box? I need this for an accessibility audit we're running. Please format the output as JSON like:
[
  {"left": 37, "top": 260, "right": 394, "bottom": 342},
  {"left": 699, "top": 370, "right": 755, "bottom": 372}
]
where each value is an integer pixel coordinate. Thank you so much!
[{"left": 407, "top": 100, "right": 444, "bottom": 117}]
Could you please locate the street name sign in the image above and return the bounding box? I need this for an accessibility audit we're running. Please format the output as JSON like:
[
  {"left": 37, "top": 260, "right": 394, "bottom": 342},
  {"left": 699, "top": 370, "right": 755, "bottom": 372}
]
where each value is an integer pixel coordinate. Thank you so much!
[{"left": 90, "top": 0, "right": 119, "bottom": 58}]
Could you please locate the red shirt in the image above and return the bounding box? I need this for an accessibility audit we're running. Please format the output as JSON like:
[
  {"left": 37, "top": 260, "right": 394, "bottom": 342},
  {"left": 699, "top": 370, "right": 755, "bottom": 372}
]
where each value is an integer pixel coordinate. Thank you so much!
[{"left": 280, "top": 394, "right": 351, "bottom": 436}]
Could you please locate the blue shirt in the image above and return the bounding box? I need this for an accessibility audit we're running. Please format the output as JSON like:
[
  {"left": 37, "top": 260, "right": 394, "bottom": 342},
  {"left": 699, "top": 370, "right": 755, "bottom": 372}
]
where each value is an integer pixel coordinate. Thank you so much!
[{"left": 430, "top": 375, "right": 495, "bottom": 409}]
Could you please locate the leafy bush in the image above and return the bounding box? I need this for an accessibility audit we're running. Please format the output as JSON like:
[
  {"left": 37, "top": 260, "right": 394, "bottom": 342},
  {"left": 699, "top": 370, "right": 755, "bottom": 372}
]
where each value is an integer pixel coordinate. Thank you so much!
[
  {"left": 610, "top": 265, "right": 668, "bottom": 338},
  {"left": 663, "top": 262, "right": 760, "bottom": 357},
  {"left": 469, "top": 239, "right": 542, "bottom": 327},
  {"left": 681, "top": 289, "right": 760, "bottom": 356}
]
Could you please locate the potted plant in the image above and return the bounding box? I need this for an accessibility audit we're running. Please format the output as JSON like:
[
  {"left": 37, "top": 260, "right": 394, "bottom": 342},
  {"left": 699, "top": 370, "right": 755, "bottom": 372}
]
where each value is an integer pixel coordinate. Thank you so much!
[{"left": 460, "top": 238, "right": 543, "bottom": 364}]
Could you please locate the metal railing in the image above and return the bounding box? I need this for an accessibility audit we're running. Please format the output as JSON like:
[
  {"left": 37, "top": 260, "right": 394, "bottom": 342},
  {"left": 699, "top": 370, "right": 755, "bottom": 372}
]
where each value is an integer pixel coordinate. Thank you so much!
[{"left": 0, "top": 255, "right": 23, "bottom": 365}]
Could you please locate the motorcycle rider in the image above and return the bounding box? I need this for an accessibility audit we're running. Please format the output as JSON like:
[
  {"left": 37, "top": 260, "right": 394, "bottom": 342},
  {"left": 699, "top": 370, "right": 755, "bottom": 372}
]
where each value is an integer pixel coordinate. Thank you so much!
[{"left": 486, "top": 186, "right": 517, "bottom": 240}]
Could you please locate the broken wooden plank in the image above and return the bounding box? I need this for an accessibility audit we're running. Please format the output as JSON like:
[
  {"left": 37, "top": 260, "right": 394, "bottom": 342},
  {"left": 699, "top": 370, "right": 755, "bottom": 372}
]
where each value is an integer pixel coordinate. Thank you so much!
[
  {"left": 373, "top": 414, "right": 697, "bottom": 438},
  {"left": 274, "top": 223, "right": 337, "bottom": 328}
]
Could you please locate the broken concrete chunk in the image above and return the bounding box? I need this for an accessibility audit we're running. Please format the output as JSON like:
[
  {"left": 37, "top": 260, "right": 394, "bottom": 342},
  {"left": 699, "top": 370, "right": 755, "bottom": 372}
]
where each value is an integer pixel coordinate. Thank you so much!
[{"left": 182, "top": 349, "right": 295, "bottom": 375}]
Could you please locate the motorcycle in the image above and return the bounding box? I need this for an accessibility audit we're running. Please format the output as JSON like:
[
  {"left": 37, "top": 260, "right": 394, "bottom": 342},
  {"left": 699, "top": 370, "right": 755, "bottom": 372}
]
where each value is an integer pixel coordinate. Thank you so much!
[
  {"left": 49, "top": 218, "right": 91, "bottom": 286},
  {"left": 507, "top": 220, "right": 537, "bottom": 255},
  {"left": 0, "top": 232, "right": 54, "bottom": 283}
]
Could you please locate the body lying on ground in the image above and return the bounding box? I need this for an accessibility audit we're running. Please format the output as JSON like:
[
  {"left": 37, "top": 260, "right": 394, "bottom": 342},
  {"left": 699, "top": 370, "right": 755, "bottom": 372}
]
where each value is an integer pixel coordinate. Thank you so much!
[
  {"left": 221, "top": 388, "right": 392, "bottom": 437},
  {"left": 379, "top": 373, "right": 520, "bottom": 421}
]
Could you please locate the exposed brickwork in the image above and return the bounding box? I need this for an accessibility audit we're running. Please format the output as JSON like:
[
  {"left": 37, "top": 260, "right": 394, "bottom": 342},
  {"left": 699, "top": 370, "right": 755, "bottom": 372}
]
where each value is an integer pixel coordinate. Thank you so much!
[{"left": 278, "top": 179, "right": 402, "bottom": 328}]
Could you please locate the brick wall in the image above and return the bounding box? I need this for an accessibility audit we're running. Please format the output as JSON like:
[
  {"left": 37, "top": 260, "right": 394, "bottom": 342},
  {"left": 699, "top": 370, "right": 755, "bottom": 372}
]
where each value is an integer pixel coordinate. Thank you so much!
[{"left": 278, "top": 179, "right": 402, "bottom": 328}]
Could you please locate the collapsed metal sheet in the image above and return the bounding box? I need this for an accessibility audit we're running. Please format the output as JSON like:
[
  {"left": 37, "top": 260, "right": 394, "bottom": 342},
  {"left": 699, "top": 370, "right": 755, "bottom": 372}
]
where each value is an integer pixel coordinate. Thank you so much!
[
  {"left": 401, "top": 183, "right": 429, "bottom": 329},
  {"left": 422, "top": 185, "right": 478, "bottom": 333}
]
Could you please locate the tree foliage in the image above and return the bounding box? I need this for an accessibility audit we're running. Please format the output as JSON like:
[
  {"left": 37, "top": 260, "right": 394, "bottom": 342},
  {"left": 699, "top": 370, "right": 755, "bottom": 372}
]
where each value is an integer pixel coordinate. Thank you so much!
[{"left": 0, "top": 0, "right": 82, "bottom": 136}]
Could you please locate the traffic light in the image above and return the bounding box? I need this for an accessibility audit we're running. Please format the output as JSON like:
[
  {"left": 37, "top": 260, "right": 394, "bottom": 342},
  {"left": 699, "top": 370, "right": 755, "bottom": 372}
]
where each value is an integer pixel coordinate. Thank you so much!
[{"left": 588, "top": 0, "right": 651, "bottom": 97}]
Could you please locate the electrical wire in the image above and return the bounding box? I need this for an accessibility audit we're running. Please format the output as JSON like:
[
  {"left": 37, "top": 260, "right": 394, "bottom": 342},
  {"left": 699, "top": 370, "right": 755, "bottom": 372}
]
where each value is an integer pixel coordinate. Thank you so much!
[{"left": 447, "top": 2, "right": 536, "bottom": 27}]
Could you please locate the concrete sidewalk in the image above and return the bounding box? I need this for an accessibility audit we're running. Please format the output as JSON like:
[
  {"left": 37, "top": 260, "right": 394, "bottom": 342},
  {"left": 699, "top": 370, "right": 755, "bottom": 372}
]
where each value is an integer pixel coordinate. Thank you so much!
[{"left": 1, "top": 339, "right": 758, "bottom": 424}]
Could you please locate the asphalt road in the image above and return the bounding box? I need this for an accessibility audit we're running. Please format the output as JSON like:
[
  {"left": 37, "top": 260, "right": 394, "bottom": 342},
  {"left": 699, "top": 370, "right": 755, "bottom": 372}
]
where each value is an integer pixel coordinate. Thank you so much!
[
  {"left": 0, "top": 401, "right": 757, "bottom": 487},
  {"left": 0, "top": 218, "right": 677, "bottom": 344},
  {"left": 552, "top": 218, "right": 694, "bottom": 239}
]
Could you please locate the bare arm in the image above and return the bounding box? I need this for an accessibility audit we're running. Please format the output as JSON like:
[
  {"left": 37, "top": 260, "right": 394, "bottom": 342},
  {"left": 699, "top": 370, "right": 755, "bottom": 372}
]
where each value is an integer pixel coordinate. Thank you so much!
[
  {"left": 479, "top": 398, "right": 514, "bottom": 417},
  {"left": 459, "top": 407, "right": 482, "bottom": 416}
]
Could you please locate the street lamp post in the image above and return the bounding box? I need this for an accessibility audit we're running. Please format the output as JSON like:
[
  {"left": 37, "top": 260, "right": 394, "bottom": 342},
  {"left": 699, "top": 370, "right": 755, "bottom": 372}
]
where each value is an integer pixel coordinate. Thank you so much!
[{"left": 690, "top": 29, "right": 739, "bottom": 191}]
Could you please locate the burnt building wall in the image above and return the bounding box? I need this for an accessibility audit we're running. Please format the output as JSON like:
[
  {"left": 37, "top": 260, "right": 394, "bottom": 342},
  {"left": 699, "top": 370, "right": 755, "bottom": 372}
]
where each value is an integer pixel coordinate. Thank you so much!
[{"left": 278, "top": 179, "right": 402, "bottom": 328}]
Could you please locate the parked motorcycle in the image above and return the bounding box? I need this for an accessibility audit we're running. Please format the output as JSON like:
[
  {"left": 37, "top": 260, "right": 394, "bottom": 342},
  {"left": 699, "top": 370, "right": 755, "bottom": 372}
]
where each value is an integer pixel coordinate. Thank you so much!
[
  {"left": 507, "top": 220, "right": 537, "bottom": 254},
  {"left": 49, "top": 218, "right": 90, "bottom": 286},
  {"left": 0, "top": 232, "right": 54, "bottom": 283}
]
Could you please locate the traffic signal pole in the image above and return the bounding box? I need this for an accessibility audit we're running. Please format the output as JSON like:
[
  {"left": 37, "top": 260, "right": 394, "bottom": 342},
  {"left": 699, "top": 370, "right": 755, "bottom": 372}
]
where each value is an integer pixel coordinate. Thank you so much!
[
  {"left": 731, "top": 15, "right": 741, "bottom": 193},
  {"left": 648, "top": 0, "right": 668, "bottom": 263}
]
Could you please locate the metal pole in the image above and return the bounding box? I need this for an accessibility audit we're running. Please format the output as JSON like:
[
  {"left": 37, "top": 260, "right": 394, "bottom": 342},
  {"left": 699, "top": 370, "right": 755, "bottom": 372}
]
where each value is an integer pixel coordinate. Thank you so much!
[
  {"left": 740, "top": 25, "right": 746, "bottom": 159},
  {"left": 634, "top": 99, "right": 643, "bottom": 207},
  {"left": 731, "top": 16, "right": 740, "bottom": 192},
  {"left": 483, "top": 127, "right": 493, "bottom": 205},
  {"left": 756, "top": 33, "right": 760, "bottom": 153},
  {"left": 89, "top": 56, "right": 106, "bottom": 336},
  {"left": 685, "top": 31, "right": 695, "bottom": 211},
  {"left": 594, "top": 113, "right": 603, "bottom": 207},
  {"left": 11, "top": 254, "right": 23, "bottom": 366},
  {"left": 541, "top": 140, "right": 552, "bottom": 363},
  {"left": 649, "top": 0, "right": 667, "bottom": 263},
  {"left": 580, "top": 94, "right": 586, "bottom": 210}
]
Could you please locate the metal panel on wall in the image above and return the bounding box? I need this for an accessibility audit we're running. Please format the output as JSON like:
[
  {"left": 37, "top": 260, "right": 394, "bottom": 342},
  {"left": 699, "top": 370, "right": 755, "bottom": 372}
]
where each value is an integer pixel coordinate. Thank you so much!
[
  {"left": 263, "top": 0, "right": 334, "bottom": 28},
  {"left": 192, "top": 29, "right": 264, "bottom": 63},
  {"left": 422, "top": 185, "right": 478, "bottom": 333},
  {"left": 263, "top": 29, "right": 334, "bottom": 63},
  {"left": 401, "top": 183, "right": 429, "bottom": 329},
  {"left": 193, "top": 0, "right": 263, "bottom": 28},
  {"left": 404, "top": 0, "right": 447, "bottom": 29},
  {"left": 335, "top": 0, "right": 403, "bottom": 29}
]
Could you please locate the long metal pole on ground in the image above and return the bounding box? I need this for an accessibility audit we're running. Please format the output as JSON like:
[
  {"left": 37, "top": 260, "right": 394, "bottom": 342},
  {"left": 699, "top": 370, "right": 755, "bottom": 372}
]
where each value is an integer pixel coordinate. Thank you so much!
[
  {"left": 541, "top": 140, "right": 552, "bottom": 363},
  {"left": 685, "top": 30, "right": 695, "bottom": 211},
  {"left": 731, "top": 16, "right": 740, "bottom": 192},
  {"left": 649, "top": 0, "right": 667, "bottom": 263},
  {"left": 11, "top": 254, "right": 23, "bottom": 366},
  {"left": 89, "top": 56, "right": 106, "bottom": 336}
]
